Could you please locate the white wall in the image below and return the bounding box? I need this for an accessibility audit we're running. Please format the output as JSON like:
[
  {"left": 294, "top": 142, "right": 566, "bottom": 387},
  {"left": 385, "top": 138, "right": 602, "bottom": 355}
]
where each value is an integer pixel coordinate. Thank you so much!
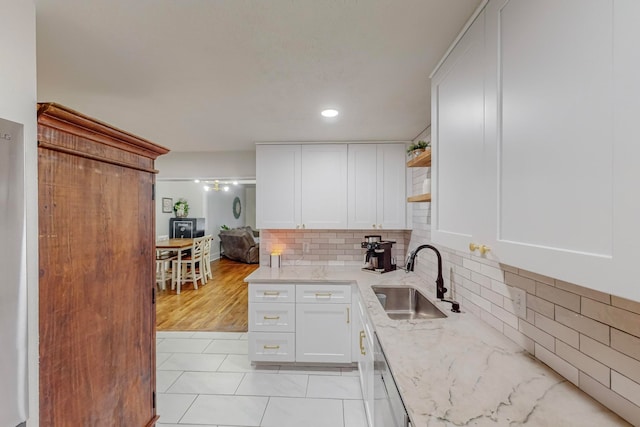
[
  {"left": 244, "top": 186, "right": 256, "bottom": 230},
  {"left": 0, "top": 1, "right": 37, "bottom": 426},
  {"left": 206, "top": 185, "right": 246, "bottom": 259},
  {"left": 156, "top": 151, "right": 256, "bottom": 180},
  {"left": 155, "top": 181, "right": 207, "bottom": 238}
]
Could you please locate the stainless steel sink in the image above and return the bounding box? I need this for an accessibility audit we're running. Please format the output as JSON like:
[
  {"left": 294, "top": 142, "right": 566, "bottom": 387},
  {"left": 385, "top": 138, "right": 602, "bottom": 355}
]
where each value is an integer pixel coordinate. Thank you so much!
[{"left": 372, "top": 285, "right": 447, "bottom": 320}]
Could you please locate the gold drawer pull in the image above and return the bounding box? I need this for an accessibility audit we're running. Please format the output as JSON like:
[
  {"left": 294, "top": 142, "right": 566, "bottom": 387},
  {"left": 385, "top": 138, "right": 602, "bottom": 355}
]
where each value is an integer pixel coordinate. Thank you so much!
[
  {"left": 263, "top": 315, "right": 281, "bottom": 320},
  {"left": 263, "top": 345, "right": 280, "bottom": 350},
  {"left": 263, "top": 291, "right": 280, "bottom": 296},
  {"left": 359, "top": 330, "right": 366, "bottom": 355},
  {"left": 315, "top": 292, "right": 332, "bottom": 297}
]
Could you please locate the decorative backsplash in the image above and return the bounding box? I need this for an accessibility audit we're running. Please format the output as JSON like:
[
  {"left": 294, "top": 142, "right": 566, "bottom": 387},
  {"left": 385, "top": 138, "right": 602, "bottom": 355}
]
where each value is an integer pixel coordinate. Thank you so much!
[{"left": 259, "top": 229, "right": 411, "bottom": 268}]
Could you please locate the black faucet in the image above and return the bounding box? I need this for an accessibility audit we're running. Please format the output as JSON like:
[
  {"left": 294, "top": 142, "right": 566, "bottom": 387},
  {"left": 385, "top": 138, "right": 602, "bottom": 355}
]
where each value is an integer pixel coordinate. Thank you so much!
[{"left": 405, "top": 244, "right": 460, "bottom": 313}]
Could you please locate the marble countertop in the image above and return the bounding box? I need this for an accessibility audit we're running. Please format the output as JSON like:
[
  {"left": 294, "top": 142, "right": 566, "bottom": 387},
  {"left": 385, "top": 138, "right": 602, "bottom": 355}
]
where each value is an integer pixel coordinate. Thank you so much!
[{"left": 245, "top": 266, "right": 628, "bottom": 426}]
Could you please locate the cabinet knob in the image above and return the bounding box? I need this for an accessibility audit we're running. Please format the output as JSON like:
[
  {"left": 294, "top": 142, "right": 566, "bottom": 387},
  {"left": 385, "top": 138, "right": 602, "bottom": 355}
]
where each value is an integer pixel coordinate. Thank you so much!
[
  {"left": 372, "top": 224, "right": 376, "bottom": 229},
  {"left": 470, "top": 242, "right": 491, "bottom": 255},
  {"left": 378, "top": 224, "right": 382, "bottom": 229}
]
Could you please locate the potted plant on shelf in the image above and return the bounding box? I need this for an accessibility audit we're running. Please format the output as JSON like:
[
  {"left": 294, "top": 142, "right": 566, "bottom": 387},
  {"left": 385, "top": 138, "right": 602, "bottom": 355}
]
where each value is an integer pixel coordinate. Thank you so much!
[
  {"left": 407, "top": 140, "right": 430, "bottom": 159},
  {"left": 173, "top": 198, "right": 189, "bottom": 218}
]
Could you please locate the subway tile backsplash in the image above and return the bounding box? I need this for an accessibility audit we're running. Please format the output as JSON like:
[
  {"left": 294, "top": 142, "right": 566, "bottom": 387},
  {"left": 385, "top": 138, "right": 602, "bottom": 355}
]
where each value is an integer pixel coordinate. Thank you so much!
[{"left": 259, "top": 229, "right": 410, "bottom": 267}]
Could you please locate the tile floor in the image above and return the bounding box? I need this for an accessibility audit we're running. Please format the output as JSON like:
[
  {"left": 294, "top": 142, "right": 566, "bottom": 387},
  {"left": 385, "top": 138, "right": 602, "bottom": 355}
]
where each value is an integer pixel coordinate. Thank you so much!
[{"left": 156, "top": 331, "right": 368, "bottom": 427}]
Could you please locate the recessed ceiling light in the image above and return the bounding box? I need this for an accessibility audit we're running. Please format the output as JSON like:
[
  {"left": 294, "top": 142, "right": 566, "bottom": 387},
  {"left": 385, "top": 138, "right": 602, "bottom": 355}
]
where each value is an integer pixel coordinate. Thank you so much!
[
  {"left": 203, "top": 185, "right": 210, "bottom": 191},
  {"left": 321, "top": 109, "right": 339, "bottom": 118},
  {"left": 223, "top": 186, "right": 230, "bottom": 192},
  {"left": 194, "top": 179, "right": 200, "bottom": 183},
  {"left": 233, "top": 181, "right": 238, "bottom": 185}
]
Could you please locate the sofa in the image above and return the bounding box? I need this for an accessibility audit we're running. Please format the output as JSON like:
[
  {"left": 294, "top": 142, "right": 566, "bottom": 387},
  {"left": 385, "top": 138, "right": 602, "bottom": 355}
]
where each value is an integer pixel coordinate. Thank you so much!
[{"left": 219, "top": 227, "right": 259, "bottom": 264}]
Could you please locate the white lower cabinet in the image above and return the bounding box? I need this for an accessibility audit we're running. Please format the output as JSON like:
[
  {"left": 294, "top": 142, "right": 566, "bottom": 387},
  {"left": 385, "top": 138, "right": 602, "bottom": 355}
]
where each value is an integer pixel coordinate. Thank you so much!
[
  {"left": 354, "top": 292, "right": 374, "bottom": 426},
  {"left": 248, "top": 332, "right": 295, "bottom": 362},
  {"left": 249, "top": 303, "right": 295, "bottom": 332},
  {"left": 248, "top": 282, "right": 353, "bottom": 364},
  {"left": 296, "top": 303, "right": 352, "bottom": 363}
]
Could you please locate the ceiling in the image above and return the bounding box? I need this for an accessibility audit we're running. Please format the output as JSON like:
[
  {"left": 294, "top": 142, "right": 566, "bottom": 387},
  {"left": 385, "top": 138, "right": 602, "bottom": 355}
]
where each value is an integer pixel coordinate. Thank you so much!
[{"left": 35, "top": 0, "right": 481, "bottom": 152}]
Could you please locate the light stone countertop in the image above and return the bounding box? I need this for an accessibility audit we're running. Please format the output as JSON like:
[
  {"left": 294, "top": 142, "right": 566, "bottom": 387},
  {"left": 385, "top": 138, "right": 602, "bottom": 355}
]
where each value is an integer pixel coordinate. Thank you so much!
[{"left": 245, "top": 266, "right": 629, "bottom": 426}]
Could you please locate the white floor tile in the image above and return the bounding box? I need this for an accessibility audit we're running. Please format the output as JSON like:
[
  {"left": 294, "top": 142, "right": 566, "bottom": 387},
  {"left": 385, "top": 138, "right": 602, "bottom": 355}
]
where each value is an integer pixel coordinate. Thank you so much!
[
  {"left": 156, "top": 393, "right": 197, "bottom": 423},
  {"left": 279, "top": 365, "right": 342, "bottom": 376},
  {"left": 156, "top": 352, "right": 172, "bottom": 367},
  {"left": 203, "top": 339, "right": 249, "bottom": 354},
  {"left": 236, "top": 373, "right": 308, "bottom": 397},
  {"left": 261, "top": 397, "right": 344, "bottom": 427},
  {"left": 156, "top": 370, "right": 182, "bottom": 393},
  {"left": 343, "top": 399, "right": 368, "bottom": 427},
  {"left": 159, "top": 353, "right": 226, "bottom": 372},
  {"left": 307, "top": 376, "right": 363, "bottom": 400},
  {"left": 180, "top": 394, "right": 268, "bottom": 426},
  {"left": 167, "top": 371, "right": 244, "bottom": 395},
  {"left": 157, "top": 338, "right": 212, "bottom": 353},
  {"left": 191, "top": 331, "right": 246, "bottom": 340},
  {"left": 218, "top": 354, "right": 280, "bottom": 373},
  {"left": 157, "top": 331, "right": 195, "bottom": 339}
]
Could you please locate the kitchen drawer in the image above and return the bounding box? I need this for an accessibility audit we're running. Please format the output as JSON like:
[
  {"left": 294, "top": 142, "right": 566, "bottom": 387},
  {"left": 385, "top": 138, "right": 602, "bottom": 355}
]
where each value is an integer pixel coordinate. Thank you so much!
[
  {"left": 249, "top": 332, "right": 295, "bottom": 362},
  {"left": 249, "top": 303, "right": 295, "bottom": 332},
  {"left": 249, "top": 283, "right": 295, "bottom": 303},
  {"left": 296, "top": 284, "right": 352, "bottom": 304}
]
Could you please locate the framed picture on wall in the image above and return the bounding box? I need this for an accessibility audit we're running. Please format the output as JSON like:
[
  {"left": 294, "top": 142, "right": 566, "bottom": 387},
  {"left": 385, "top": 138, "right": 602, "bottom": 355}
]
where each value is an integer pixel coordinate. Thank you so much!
[{"left": 162, "top": 197, "right": 173, "bottom": 213}]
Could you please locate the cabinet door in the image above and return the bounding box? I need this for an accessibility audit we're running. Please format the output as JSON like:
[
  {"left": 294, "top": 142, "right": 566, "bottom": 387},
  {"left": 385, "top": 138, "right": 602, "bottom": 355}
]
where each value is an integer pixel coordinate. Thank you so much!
[
  {"left": 353, "top": 295, "right": 374, "bottom": 426},
  {"left": 348, "top": 144, "right": 378, "bottom": 229},
  {"left": 39, "top": 149, "right": 156, "bottom": 426},
  {"left": 256, "top": 144, "right": 301, "bottom": 229},
  {"left": 431, "top": 12, "right": 486, "bottom": 252},
  {"left": 376, "top": 144, "right": 406, "bottom": 229},
  {"left": 296, "top": 303, "right": 351, "bottom": 363},
  {"left": 485, "top": 0, "right": 621, "bottom": 295},
  {"left": 300, "top": 144, "right": 348, "bottom": 229},
  {"left": 362, "top": 332, "right": 374, "bottom": 427}
]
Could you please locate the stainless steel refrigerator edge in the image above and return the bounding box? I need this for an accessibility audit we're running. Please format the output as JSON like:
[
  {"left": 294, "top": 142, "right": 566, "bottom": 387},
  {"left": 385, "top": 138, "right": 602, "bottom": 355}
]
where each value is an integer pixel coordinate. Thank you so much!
[{"left": 0, "top": 117, "right": 28, "bottom": 426}]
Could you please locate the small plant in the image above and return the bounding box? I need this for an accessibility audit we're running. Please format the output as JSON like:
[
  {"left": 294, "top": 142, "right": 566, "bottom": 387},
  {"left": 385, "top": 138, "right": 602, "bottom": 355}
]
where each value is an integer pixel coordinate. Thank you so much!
[
  {"left": 407, "top": 140, "right": 430, "bottom": 154},
  {"left": 173, "top": 198, "right": 189, "bottom": 217},
  {"left": 220, "top": 224, "right": 230, "bottom": 230}
]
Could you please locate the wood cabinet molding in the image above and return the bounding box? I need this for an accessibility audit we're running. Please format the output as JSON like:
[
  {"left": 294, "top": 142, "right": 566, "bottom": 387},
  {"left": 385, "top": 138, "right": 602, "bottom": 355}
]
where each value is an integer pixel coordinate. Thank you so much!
[{"left": 37, "top": 102, "right": 169, "bottom": 172}]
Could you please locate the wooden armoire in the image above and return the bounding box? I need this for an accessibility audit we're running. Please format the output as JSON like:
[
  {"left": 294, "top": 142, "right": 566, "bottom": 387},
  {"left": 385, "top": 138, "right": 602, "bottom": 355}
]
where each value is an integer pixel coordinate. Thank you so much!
[{"left": 37, "top": 103, "right": 169, "bottom": 426}]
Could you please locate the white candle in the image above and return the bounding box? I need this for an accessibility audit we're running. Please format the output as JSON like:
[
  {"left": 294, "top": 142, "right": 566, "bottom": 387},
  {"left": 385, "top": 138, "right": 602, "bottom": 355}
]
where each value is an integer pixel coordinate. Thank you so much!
[{"left": 270, "top": 253, "right": 281, "bottom": 269}]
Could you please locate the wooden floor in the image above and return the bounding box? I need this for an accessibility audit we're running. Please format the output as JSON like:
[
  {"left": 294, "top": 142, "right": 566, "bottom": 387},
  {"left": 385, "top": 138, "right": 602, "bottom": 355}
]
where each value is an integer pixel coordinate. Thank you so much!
[{"left": 156, "top": 258, "right": 259, "bottom": 332}]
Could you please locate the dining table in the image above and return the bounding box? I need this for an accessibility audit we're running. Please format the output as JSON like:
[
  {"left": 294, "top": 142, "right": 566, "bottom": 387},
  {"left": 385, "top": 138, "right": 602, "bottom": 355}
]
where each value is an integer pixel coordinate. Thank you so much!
[{"left": 156, "top": 238, "right": 193, "bottom": 294}]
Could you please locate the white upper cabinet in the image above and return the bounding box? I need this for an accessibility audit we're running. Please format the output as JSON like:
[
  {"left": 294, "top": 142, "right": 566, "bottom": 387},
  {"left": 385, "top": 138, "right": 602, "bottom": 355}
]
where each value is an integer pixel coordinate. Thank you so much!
[
  {"left": 256, "top": 144, "right": 301, "bottom": 229},
  {"left": 348, "top": 144, "right": 406, "bottom": 230},
  {"left": 301, "top": 144, "right": 348, "bottom": 229},
  {"left": 432, "top": 0, "right": 640, "bottom": 300},
  {"left": 257, "top": 143, "right": 405, "bottom": 230},
  {"left": 257, "top": 144, "right": 347, "bottom": 229},
  {"left": 431, "top": 11, "right": 486, "bottom": 251}
]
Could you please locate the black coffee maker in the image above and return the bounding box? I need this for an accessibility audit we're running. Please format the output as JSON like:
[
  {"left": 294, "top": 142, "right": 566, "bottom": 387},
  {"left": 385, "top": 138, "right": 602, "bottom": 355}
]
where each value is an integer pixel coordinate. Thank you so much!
[{"left": 361, "top": 235, "right": 396, "bottom": 273}]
